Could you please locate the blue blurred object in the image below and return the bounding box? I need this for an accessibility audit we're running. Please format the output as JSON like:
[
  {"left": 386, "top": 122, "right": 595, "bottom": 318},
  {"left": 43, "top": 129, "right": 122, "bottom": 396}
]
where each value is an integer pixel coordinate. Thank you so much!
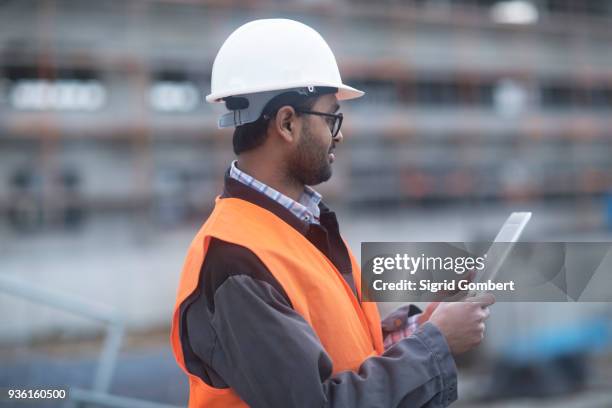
[
  {"left": 503, "top": 317, "right": 610, "bottom": 363},
  {"left": 482, "top": 317, "right": 611, "bottom": 400}
]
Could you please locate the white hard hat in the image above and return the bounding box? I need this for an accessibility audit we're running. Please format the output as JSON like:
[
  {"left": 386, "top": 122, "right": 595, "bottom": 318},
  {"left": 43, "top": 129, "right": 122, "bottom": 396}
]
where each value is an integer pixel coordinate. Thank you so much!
[{"left": 207, "top": 19, "right": 364, "bottom": 128}]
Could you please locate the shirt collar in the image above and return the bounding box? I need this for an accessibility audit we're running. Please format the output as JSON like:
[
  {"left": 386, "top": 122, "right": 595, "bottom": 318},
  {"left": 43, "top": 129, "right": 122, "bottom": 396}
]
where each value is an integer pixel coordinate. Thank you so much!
[{"left": 229, "top": 160, "right": 322, "bottom": 224}]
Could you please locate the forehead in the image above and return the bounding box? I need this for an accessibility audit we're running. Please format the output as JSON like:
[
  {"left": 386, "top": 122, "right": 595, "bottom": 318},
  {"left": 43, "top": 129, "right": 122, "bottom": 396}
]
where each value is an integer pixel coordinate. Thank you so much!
[{"left": 313, "top": 94, "right": 339, "bottom": 111}]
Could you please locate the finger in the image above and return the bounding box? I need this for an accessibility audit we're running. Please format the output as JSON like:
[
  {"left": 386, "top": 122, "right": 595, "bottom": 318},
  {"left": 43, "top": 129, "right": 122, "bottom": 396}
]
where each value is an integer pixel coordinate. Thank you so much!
[{"left": 467, "top": 293, "right": 495, "bottom": 307}]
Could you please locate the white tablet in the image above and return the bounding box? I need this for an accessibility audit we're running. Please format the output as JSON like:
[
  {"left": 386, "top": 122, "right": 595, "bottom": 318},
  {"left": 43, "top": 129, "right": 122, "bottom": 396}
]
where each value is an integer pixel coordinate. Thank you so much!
[{"left": 475, "top": 211, "right": 532, "bottom": 285}]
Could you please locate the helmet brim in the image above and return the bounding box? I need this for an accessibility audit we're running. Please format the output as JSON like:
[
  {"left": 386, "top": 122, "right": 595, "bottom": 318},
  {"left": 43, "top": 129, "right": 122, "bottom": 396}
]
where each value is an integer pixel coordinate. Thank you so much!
[{"left": 336, "top": 84, "right": 364, "bottom": 101}]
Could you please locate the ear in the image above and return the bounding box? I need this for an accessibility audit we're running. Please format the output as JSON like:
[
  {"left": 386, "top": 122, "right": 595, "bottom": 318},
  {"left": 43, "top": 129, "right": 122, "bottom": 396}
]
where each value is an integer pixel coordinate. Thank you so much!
[{"left": 273, "top": 105, "right": 299, "bottom": 143}]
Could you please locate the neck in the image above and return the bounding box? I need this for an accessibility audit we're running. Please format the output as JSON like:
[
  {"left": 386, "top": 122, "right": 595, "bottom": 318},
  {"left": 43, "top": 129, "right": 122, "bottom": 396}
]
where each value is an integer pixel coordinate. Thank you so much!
[{"left": 236, "top": 157, "right": 304, "bottom": 202}]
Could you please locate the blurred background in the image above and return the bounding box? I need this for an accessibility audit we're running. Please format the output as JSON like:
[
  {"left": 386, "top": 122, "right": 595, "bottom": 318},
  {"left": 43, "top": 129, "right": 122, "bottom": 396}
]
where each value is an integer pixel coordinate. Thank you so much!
[{"left": 1, "top": 0, "right": 612, "bottom": 407}]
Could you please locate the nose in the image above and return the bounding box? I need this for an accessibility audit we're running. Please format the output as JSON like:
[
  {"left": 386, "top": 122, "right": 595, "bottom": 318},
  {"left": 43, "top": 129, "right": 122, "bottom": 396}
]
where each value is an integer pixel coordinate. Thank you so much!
[{"left": 333, "top": 130, "right": 344, "bottom": 144}]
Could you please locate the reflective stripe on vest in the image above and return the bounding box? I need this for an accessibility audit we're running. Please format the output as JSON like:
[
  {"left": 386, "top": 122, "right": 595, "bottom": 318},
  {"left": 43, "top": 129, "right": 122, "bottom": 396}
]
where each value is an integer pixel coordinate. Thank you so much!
[{"left": 171, "top": 197, "right": 384, "bottom": 407}]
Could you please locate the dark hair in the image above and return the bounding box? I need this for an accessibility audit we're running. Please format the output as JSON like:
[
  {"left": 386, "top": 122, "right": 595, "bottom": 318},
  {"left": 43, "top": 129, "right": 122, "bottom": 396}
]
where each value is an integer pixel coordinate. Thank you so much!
[{"left": 231, "top": 90, "right": 324, "bottom": 155}]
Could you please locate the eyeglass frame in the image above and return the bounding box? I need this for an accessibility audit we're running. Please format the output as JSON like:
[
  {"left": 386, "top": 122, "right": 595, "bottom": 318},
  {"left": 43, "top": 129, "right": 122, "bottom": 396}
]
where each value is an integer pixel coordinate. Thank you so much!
[{"left": 294, "top": 109, "right": 343, "bottom": 139}]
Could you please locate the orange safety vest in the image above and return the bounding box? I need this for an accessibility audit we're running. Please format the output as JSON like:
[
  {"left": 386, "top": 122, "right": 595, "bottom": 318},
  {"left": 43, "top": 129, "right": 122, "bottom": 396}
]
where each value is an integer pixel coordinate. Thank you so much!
[{"left": 171, "top": 197, "right": 384, "bottom": 407}]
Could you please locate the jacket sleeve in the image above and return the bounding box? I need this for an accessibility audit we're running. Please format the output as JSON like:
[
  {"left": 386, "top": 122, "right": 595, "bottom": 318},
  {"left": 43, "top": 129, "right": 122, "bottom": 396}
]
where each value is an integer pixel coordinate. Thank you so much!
[{"left": 205, "top": 274, "right": 458, "bottom": 408}]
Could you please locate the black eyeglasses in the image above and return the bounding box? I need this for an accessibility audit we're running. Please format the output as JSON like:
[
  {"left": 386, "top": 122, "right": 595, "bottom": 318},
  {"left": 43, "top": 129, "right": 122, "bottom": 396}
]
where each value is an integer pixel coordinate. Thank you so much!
[{"left": 295, "top": 110, "right": 343, "bottom": 139}]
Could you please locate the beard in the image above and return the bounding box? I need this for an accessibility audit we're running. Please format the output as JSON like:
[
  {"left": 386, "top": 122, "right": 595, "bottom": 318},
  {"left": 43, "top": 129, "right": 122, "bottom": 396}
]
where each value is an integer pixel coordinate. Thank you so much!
[{"left": 287, "top": 124, "right": 333, "bottom": 186}]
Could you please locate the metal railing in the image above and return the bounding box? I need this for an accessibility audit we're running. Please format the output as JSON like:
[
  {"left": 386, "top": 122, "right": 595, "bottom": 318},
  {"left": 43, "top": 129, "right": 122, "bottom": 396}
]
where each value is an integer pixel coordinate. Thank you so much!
[{"left": 0, "top": 274, "right": 182, "bottom": 408}]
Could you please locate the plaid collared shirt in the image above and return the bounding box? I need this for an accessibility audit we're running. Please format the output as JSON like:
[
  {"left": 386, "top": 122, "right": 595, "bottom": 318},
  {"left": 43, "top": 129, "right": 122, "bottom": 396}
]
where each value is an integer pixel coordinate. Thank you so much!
[{"left": 229, "top": 160, "right": 322, "bottom": 224}]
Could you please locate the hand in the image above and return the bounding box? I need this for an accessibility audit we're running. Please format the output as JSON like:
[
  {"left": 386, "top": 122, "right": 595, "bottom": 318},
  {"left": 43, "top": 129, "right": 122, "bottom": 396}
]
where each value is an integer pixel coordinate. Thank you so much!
[{"left": 428, "top": 294, "right": 495, "bottom": 355}]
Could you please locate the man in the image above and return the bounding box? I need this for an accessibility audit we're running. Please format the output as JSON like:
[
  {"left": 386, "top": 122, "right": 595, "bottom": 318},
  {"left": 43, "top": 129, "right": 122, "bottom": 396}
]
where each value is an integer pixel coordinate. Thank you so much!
[{"left": 171, "top": 19, "right": 494, "bottom": 407}]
